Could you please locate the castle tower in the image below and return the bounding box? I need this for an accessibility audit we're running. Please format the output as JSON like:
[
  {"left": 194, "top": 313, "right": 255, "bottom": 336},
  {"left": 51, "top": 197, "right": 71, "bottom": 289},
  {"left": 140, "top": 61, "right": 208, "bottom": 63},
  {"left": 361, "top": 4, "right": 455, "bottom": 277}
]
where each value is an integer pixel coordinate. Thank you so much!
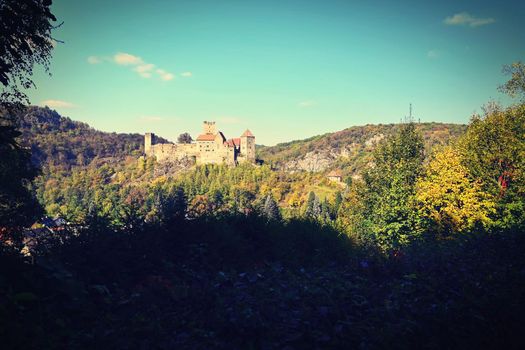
[
  {"left": 145, "top": 132, "right": 155, "bottom": 155},
  {"left": 203, "top": 121, "right": 217, "bottom": 134},
  {"left": 240, "top": 129, "right": 255, "bottom": 163}
]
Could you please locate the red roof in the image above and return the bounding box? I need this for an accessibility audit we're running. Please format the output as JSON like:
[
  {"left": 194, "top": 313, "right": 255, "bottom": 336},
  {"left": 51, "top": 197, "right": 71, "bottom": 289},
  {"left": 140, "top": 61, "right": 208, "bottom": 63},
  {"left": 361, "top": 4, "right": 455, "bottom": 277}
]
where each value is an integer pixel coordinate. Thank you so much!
[
  {"left": 196, "top": 134, "right": 216, "bottom": 141},
  {"left": 327, "top": 170, "right": 343, "bottom": 178},
  {"left": 241, "top": 129, "right": 254, "bottom": 137},
  {"left": 225, "top": 138, "right": 240, "bottom": 147}
]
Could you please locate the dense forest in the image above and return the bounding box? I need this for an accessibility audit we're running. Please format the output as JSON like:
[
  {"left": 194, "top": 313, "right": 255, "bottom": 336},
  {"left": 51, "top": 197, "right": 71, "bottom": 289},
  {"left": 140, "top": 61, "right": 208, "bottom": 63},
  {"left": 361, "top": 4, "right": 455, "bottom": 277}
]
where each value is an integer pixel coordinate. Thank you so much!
[
  {"left": 2, "top": 106, "right": 469, "bottom": 229},
  {"left": 5, "top": 106, "right": 170, "bottom": 170}
]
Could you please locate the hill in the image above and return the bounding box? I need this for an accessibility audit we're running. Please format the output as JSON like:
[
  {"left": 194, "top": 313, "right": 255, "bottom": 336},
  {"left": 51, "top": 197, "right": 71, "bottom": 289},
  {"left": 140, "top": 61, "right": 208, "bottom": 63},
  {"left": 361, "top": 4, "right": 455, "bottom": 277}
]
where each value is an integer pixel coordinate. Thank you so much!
[
  {"left": 3, "top": 106, "right": 168, "bottom": 170},
  {"left": 9, "top": 107, "right": 466, "bottom": 180},
  {"left": 257, "top": 123, "right": 467, "bottom": 178}
]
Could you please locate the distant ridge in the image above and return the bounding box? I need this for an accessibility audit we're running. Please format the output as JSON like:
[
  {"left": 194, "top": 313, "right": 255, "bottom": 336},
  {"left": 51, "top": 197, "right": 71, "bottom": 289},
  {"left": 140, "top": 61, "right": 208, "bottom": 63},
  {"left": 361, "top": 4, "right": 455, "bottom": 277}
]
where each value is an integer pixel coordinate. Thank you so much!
[
  {"left": 4, "top": 106, "right": 467, "bottom": 178},
  {"left": 3, "top": 106, "right": 169, "bottom": 170},
  {"left": 257, "top": 122, "right": 467, "bottom": 175}
]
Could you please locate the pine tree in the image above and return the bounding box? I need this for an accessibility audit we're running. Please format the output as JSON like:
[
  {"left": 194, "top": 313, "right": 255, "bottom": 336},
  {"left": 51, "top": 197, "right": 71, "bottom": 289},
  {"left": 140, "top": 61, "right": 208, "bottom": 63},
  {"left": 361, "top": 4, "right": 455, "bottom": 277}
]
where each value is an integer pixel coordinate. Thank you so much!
[
  {"left": 312, "top": 195, "right": 321, "bottom": 218},
  {"left": 332, "top": 191, "right": 343, "bottom": 219},
  {"left": 172, "top": 187, "right": 187, "bottom": 220},
  {"left": 263, "top": 195, "right": 281, "bottom": 222},
  {"left": 305, "top": 191, "right": 316, "bottom": 218}
]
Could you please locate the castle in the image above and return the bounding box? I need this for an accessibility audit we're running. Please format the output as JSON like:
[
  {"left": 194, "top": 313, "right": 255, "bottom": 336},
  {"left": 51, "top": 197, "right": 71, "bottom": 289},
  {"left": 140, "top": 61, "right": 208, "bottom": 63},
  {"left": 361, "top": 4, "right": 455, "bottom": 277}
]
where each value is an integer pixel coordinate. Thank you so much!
[{"left": 145, "top": 121, "right": 255, "bottom": 166}]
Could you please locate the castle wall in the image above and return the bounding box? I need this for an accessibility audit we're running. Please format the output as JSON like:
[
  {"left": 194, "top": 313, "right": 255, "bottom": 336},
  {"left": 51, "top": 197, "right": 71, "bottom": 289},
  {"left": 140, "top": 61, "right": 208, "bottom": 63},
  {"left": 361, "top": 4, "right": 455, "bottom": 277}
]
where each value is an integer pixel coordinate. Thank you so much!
[
  {"left": 150, "top": 143, "right": 199, "bottom": 162},
  {"left": 144, "top": 122, "right": 254, "bottom": 166}
]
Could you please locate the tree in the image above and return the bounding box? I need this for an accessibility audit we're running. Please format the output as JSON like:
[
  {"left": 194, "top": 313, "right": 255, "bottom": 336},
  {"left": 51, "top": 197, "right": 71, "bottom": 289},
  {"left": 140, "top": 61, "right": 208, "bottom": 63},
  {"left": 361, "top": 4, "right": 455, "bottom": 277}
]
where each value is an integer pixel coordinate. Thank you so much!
[
  {"left": 151, "top": 186, "right": 187, "bottom": 224},
  {"left": 304, "top": 191, "right": 316, "bottom": 218},
  {"left": 355, "top": 122, "right": 425, "bottom": 250},
  {"left": 415, "top": 146, "right": 495, "bottom": 235},
  {"left": 332, "top": 191, "right": 343, "bottom": 220},
  {"left": 0, "top": 0, "right": 58, "bottom": 106},
  {"left": 171, "top": 186, "right": 187, "bottom": 220},
  {"left": 262, "top": 195, "right": 281, "bottom": 222},
  {"left": 459, "top": 103, "right": 525, "bottom": 228},
  {"left": 0, "top": 116, "right": 42, "bottom": 231},
  {"left": 499, "top": 61, "right": 525, "bottom": 101},
  {"left": 177, "top": 132, "right": 193, "bottom": 144}
]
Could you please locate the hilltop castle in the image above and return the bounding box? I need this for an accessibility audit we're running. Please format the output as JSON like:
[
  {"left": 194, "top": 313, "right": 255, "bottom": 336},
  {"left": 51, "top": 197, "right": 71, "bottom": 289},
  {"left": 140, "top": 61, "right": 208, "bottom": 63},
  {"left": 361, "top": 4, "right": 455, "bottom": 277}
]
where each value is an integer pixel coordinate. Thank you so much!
[{"left": 145, "top": 121, "right": 255, "bottom": 166}]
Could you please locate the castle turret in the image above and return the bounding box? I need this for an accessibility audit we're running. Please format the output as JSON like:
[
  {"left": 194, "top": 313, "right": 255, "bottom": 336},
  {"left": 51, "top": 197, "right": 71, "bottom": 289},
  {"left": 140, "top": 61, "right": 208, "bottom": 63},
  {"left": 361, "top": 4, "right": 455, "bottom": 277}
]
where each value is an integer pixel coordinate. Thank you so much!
[
  {"left": 203, "top": 121, "right": 217, "bottom": 135},
  {"left": 240, "top": 129, "right": 255, "bottom": 163},
  {"left": 145, "top": 132, "right": 155, "bottom": 155}
]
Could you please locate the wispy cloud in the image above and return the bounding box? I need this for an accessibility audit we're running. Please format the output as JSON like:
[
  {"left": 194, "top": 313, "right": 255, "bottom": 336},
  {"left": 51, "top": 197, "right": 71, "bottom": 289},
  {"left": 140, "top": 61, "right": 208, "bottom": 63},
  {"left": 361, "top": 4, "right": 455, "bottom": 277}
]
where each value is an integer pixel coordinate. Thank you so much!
[
  {"left": 444, "top": 12, "right": 495, "bottom": 27},
  {"left": 41, "top": 99, "right": 77, "bottom": 109},
  {"left": 134, "top": 63, "right": 155, "bottom": 78},
  {"left": 88, "top": 52, "right": 178, "bottom": 81},
  {"left": 113, "top": 52, "right": 143, "bottom": 65},
  {"left": 156, "top": 69, "right": 174, "bottom": 81},
  {"left": 87, "top": 56, "right": 102, "bottom": 64},
  {"left": 298, "top": 100, "right": 316, "bottom": 108},
  {"left": 180, "top": 71, "right": 193, "bottom": 77}
]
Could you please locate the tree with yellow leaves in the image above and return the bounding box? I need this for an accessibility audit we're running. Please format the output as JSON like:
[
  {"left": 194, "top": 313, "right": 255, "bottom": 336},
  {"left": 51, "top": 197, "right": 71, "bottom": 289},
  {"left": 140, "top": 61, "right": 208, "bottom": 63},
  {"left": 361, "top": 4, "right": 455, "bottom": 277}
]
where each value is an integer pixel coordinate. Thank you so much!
[{"left": 416, "top": 146, "right": 495, "bottom": 235}]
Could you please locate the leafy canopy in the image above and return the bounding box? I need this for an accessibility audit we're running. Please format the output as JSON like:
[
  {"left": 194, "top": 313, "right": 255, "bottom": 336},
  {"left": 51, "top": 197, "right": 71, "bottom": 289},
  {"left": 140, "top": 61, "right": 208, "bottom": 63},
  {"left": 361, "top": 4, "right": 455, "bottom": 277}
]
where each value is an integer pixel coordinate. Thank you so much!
[{"left": 0, "top": 0, "right": 58, "bottom": 106}]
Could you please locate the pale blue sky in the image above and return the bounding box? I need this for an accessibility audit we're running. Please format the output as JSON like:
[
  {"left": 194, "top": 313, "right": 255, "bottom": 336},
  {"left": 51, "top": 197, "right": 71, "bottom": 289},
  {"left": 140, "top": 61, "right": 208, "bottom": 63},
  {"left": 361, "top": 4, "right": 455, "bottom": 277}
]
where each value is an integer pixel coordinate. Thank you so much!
[{"left": 27, "top": 0, "right": 525, "bottom": 145}]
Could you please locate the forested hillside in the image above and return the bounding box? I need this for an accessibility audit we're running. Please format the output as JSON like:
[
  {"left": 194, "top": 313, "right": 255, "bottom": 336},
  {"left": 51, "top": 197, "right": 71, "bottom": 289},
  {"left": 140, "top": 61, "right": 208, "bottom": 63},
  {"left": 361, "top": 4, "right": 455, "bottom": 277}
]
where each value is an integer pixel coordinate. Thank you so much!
[
  {"left": 10, "top": 106, "right": 466, "bottom": 178},
  {"left": 258, "top": 123, "right": 467, "bottom": 175},
  {"left": 10, "top": 108, "right": 466, "bottom": 223},
  {"left": 2, "top": 106, "right": 169, "bottom": 170}
]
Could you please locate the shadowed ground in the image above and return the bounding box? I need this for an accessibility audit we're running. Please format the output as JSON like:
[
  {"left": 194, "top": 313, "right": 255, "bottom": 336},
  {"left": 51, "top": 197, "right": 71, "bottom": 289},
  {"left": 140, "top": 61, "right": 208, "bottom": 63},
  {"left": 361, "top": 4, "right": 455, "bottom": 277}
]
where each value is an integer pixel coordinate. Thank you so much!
[{"left": 1, "top": 215, "right": 524, "bottom": 349}]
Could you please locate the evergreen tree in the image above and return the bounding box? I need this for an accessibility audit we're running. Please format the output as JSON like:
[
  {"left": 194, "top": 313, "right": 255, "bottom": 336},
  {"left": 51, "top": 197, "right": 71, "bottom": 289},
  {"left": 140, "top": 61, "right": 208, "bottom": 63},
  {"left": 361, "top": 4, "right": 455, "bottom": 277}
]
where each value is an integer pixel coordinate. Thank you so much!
[
  {"left": 332, "top": 191, "right": 343, "bottom": 219},
  {"left": 263, "top": 195, "right": 281, "bottom": 222},
  {"left": 321, "top": 198, "right": 331, "bottom": 222},
  {"left": 305, "top": 191, "right": 316, "bottom": 218},
  {"left": 312, "top": 195, "right": 322, "bottom": 218},
  {"left": 171, "top": 187, "right": 187, "bottom": 220}
]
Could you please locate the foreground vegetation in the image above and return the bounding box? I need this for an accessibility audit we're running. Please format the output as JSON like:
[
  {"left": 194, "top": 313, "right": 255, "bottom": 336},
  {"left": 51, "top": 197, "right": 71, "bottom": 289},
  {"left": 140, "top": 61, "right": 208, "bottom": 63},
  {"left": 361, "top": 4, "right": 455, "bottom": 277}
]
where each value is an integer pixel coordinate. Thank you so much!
[{"left": 2, "top": 216, "right": 525, "bottom": 349}]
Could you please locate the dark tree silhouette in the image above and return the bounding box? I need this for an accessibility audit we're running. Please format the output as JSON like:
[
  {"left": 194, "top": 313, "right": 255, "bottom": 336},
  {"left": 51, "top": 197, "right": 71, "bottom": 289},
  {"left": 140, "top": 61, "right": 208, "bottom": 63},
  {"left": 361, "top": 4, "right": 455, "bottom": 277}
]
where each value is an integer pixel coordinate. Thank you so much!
[
  {"left": 305, "top": 191, "right": 316, "bottom": 218},
  {"left": 0, "top": 115, "right": 42, "bottom": 231},
  {"left": 0, "top": 0, "right": 58, "bottom": 106},
  {"left": 0, "top": 1, "right": 59, "bottom": 236},
  {"left": 263, "top": 195, "right": 281, "bottom": 222},
  {"left": 177, "top": 132, "right": 193, "bottom": 144}
]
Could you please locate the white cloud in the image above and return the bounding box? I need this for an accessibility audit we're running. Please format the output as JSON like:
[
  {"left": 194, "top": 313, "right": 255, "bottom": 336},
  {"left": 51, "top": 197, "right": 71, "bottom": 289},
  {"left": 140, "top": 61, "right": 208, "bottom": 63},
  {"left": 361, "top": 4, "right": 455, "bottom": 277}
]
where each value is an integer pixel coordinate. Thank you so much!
[
  {"left": 444, "top": 12, "right": 495, "bottom": 27},
  {"left": 113, "top": 52, "right": 144, "bottom": 65},
  {"left": 90, "top": 52, "right": 176, "bottom": 82},
  {"left": 156, "top": 69, "right": 174, "bottom": 81},
  {"left": 298, "top": 100, "right": 316, "bottom": 108},
  {"left": 87, "top": 56, "right": 102, "bottom": 64},
  {"left": 134, "top": 63, "right": 155, "bottom": 78},
  {"left": 180, "top": 71, "right": 193, "bottom": 77},
  {"left": 41, "top": 99, "right": 77, "bottom": 109}
]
